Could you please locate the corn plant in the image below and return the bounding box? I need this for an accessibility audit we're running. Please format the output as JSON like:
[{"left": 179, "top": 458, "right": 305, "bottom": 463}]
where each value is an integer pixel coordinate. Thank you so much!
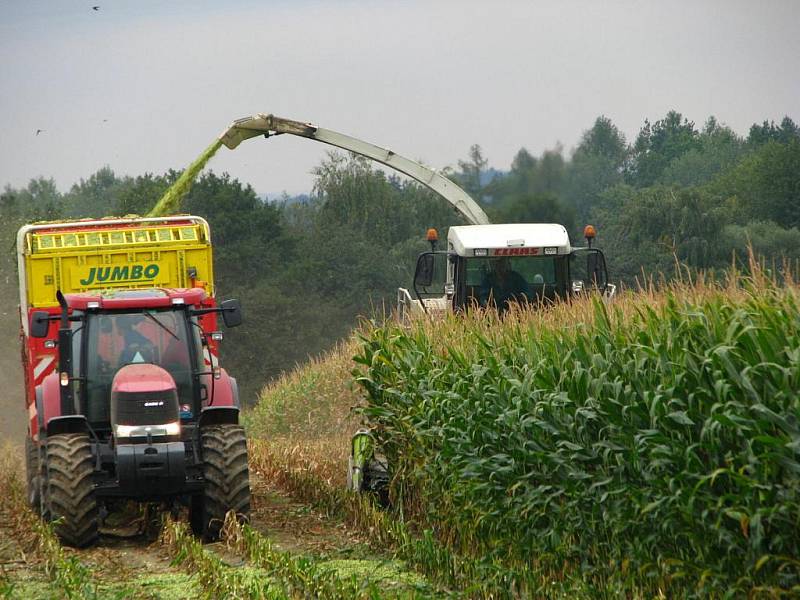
[{"left": 353, "top": 273, "right": 800, "bottom": 597}]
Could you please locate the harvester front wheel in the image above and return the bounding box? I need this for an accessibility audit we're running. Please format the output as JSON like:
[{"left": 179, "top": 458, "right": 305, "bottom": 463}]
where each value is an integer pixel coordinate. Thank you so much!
[
  {"left": 192, "top": 424, "right": 250, "bottom": 541},
  {"left": 363, "top": 460, "right": 390, "bottom": 506},
  {"left": 43, "top": 433, "right": 99, "bottom": 548},
  {"left": 25, "top": 437, "right": 41, "bottom": 510}
]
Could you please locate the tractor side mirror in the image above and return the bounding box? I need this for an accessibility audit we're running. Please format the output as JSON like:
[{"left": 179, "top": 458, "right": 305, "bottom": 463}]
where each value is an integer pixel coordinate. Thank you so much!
[
  {"left": 31, "top": 311, "right": 51, "bottom": 338},
  {"left": 220, "top": 299, "right": 243, "bottom": 328},
  {"left": 414, "top": 253, "right": 435, "bottom": 288}
]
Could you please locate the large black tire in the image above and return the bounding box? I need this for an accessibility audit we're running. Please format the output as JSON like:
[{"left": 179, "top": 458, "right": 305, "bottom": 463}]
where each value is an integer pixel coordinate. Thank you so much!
[
  {"left": 191, "top": 424, "right": 250, "bottom": 541},
  {"left": 25, "top": 437, "right": 41, "bottom": 510},
  {"left": 43, "top": 433, "right": 99, "bottom": 548}
]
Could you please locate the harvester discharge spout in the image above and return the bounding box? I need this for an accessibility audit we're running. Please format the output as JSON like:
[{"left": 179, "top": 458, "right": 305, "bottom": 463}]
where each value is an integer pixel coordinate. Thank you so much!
[{"left": 218, "top": 113, "right": 491, "bottom": 226}]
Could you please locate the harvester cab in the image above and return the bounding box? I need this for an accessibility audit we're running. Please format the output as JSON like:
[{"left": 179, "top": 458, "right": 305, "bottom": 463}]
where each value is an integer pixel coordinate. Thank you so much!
[
  {"left": 400, "top": 223, "right": 615, "bottom": 316},
  {"left": 19, "top": 216, "right": 250, "bottom": 547}
]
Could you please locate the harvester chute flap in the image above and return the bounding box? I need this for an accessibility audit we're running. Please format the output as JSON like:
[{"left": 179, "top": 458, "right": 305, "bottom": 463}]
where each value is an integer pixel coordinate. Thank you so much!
[{"left": 219, "top": 113, "right": 316, "bottom": 149}]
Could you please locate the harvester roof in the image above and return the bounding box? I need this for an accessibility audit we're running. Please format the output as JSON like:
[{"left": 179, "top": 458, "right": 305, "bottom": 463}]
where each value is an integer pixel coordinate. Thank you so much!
[{"left": 447, "top": 223, "right": 571, "bottom": 256}]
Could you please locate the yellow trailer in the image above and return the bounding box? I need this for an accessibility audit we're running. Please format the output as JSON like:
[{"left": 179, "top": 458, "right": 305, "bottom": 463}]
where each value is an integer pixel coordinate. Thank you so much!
[{"left": 17, "top": 215, "right": 214, "bottom": 315}]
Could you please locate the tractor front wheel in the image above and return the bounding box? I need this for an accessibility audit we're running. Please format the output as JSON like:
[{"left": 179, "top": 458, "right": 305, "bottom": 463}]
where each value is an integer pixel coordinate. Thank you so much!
[
  {"left": 191, "top": 424, "right": 250, "bottom": 541},
  {"left": 43, "top": 433, "right": 99, "bottom": 548}
]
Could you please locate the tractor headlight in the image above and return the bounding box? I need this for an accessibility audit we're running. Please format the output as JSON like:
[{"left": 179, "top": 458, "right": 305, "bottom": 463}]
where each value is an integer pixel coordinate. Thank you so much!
[{"left": 115, "top": 421, "right": 180, "bottom": 439}]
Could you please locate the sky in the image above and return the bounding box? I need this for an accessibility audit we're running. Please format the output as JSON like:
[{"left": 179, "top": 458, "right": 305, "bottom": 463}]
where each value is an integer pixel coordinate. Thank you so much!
[{"left": 1, "top": 0, "right": 798, "bottom": 197}]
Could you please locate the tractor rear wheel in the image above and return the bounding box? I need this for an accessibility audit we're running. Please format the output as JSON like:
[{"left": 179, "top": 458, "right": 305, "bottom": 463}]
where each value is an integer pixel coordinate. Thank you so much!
[
  {"left": 192, "top": 424, "right": 250, "bottom": 541},
  {"left": 25, "top": 437, "right": 41, "bottom": 510},
  {"left": 43, "top": 433, "right": 98, "bottom": 548}
]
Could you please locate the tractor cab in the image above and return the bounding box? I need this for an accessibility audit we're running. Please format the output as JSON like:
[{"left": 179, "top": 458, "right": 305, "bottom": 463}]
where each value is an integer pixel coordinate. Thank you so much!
[{"left": 30, "top": 288, "right": 242, "bottom": 443}]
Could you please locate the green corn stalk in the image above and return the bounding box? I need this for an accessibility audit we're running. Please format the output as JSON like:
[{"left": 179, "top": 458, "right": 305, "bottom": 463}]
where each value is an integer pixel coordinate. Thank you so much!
[
  {"left": 249, "top": 440, "right": 566, "bottom": 598},
  {"left": 353, "top": 274, "right": 800, "bottom": 597}
]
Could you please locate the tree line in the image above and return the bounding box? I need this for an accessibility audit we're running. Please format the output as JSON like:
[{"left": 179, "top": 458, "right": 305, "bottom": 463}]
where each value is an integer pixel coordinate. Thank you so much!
[{"left": 1, "top": 110, "right": 798, "bottom": 401}]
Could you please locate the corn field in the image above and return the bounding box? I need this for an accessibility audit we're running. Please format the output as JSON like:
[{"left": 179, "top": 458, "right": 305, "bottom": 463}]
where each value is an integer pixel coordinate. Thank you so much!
[{"left": 353, "top": 271, "right": 800, "bottom": 597}]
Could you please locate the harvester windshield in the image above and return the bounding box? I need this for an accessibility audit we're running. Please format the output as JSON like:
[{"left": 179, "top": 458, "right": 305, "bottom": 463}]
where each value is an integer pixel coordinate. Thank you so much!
[
  {"left": 463, "top": 255, "right": 569, "bottom": 309},
  {"left": 82, "top": 309, "right": 202, "bottom": 426}
]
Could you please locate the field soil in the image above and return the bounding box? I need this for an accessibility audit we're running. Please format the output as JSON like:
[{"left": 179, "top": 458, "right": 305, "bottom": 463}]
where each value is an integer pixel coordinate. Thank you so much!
[{"left": 0, "top": 462, "right": 430, "bottom": 599}]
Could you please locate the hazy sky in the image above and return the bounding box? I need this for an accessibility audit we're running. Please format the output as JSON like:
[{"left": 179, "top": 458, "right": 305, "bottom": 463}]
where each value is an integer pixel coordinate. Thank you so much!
[{"left": 1, "top": 0, "right": 798, "bottom": 197}]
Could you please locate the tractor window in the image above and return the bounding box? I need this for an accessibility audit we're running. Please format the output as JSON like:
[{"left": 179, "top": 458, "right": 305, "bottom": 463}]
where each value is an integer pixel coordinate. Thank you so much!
[
  {"left": 82, "top": 310, "right": 197, "bottom": 427},
  {"left": 463, "top": 256, "right": 566, "bottom": 309},
  {"left": 70, "top": 320, "right": 83, "bottom": 412}
]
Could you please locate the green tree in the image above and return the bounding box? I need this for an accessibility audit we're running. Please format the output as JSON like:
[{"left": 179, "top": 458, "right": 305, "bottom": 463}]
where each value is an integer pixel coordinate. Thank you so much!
[
  {"left": 660, "top": 117, "right": 745, "bottom": 187},
  {"left": 5, "top": 177, "right": 64, "bottom": 221},
  {"left": 565, "top": 116, "right": 627, "bottom": 220},
  {"left": 61, "top": 167, "right": 122, "bottom": 218},
  {"left": 485, "top": 148, "right": 536, "bottom": 201},
  {"left": 492, "top": 191, "right": 576, "bottom": 232},
  {"left": 711, "top": 139, "right": 800, "bottom": 227},
  {"left": 183, "top": 172, "right": 287, "bottom": 287},
  {"left": 573, "top": 115, "right": 628, "bottom": 165},
  {"left": 715, "top": 221, "right": 800, "bottom": 270},
  {"left": 594, "top": 185, "right": 728, "bottom": 283},
  {"left": 487, "top": 146, "right": 567, "bottom": 220},
  {"left": 747, "top": 116, "right": 799, "bottom": 147},
  {"left": 456, "top": 144, "right": 489, "bottom": 201},
  {"left": 626, "top": 111, "right": 701, "bottom": 187},
  {"left": 117, "top": 173, "right": 170, "bottom": 216}
]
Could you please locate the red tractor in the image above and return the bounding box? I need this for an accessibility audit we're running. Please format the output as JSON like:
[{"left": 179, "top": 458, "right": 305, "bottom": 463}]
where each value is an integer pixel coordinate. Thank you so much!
[{"left": 18, "top": 216, "right": 250, "bottom": 546}]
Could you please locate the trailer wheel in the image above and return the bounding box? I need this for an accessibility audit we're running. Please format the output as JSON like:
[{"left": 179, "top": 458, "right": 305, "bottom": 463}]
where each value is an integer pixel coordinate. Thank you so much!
[
  {"left": 25, "top": 437, "right": 41, "bottom": 510},
  {"left": 192, "top": 424, "right": 250, "bottom": 541},
  {"left": 43, "top": 433, "right": 98, "bottom": 548}
]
